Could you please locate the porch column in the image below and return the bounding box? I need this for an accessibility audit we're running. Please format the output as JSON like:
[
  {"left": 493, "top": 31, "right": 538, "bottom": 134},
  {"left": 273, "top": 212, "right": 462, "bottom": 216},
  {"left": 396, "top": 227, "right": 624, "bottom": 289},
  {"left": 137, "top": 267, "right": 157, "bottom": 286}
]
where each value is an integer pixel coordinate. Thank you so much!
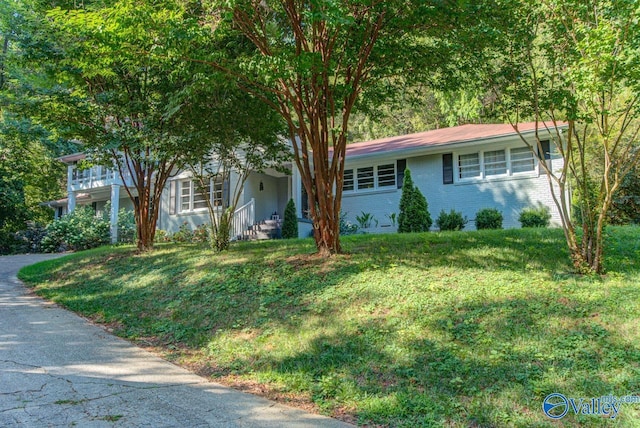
[
  {"left": 292, "top": 166, "right": 302, "bottom": 217},
  {"left": 67, "top": 165, "right": 76, "bottom": 213},
  {"left": 110, "top": 184, "right": 120, "bottom": 244}
]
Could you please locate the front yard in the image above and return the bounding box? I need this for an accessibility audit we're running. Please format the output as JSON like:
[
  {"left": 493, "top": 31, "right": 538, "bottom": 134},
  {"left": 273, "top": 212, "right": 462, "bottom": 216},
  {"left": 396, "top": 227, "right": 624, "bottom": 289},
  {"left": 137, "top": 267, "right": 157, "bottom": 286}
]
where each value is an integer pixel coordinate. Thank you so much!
[{"left": 19, "top": 227, "right": 640, "bottom": 427}]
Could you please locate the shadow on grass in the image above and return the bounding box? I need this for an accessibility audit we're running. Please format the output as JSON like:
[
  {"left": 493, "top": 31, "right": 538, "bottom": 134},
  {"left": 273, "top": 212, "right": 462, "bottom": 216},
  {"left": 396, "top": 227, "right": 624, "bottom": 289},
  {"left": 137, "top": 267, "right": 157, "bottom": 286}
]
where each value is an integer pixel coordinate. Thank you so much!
[{"left": 220, "top": 287, "right": 640, "bottom": 426}]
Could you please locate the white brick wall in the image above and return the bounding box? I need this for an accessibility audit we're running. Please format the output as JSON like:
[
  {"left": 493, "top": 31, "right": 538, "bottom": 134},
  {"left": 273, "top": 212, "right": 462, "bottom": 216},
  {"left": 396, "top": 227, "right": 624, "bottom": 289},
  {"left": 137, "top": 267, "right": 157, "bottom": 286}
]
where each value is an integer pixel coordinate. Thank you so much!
[{"left": 340, "top": 141, "right": 566, "bottom": 232}]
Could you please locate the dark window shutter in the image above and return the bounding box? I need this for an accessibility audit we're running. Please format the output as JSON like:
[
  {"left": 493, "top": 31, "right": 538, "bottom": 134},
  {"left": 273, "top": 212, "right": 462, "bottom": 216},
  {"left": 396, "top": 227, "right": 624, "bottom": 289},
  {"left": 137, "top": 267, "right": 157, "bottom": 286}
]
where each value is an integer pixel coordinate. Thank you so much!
[
  {"left": 396, "top": 159, "right": 407, "bottom": 188},
  {"left": 540, "top": 140, "right": 551, "bottom": 160},
  {"left": 443, "top": 153, "right": 454, "bottom": 184},
  {"left": 169, "top": 181, "right": 176, "bottom": 215},
  {"left": 222, "top": 178, "right": 230, "bottom": 208}
]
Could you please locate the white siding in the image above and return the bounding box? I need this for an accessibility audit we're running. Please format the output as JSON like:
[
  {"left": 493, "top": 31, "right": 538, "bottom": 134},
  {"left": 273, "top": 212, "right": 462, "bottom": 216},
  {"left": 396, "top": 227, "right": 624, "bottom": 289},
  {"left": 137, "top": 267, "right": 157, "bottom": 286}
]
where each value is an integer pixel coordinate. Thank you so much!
[{"left": 340, "top": 140, "right": 566, "bottom": 231}]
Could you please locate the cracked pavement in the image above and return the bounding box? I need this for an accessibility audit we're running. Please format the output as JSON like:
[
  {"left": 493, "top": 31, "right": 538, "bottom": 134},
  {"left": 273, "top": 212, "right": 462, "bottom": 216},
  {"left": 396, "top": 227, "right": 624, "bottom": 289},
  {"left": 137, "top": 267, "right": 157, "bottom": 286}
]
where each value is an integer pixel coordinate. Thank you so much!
[{"left": 0, "top": 254, "right": 352, "bottom": 427}]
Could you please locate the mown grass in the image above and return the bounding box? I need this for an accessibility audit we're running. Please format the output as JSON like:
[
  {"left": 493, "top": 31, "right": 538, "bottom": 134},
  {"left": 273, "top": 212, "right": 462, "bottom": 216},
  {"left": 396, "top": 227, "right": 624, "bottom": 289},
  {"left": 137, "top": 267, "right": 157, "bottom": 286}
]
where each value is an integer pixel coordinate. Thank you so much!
[{"left": 19, "top": 227, "right": 640, "bottom": 427}]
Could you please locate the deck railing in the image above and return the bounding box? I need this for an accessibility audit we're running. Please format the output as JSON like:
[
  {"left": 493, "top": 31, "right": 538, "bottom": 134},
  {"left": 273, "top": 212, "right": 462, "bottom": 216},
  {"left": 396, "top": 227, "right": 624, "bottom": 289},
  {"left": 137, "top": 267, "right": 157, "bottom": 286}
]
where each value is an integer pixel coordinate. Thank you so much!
[{"left": 230, "top": 198, "right": 255, "bottom": 241}]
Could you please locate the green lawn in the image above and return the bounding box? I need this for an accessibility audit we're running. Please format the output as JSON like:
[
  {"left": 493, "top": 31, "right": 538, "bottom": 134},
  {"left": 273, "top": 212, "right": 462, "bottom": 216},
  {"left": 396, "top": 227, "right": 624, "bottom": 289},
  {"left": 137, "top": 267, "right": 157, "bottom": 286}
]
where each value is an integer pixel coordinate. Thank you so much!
[{"left": 19, "top": 227, "right": 640, "bottom": 427}]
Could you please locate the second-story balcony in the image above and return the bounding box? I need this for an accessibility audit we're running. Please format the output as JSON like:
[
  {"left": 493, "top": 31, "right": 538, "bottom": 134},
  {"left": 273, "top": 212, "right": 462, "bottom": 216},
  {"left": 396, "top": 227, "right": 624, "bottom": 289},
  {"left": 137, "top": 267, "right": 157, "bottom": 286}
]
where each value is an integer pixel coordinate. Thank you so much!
[{"left": 69, "top": 165, "right": 134, "bottom": 191}]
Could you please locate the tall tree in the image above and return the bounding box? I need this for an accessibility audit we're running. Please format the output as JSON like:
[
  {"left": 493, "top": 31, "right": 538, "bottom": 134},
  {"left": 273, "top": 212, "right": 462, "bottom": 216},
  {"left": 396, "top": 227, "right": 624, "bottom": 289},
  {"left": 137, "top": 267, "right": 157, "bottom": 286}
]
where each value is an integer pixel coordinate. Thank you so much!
[
  {"left": 495, "top": 0, "right": 640, "bottom": 273},
  {"left": 0, "top": 0, "right": 73, "bottom": 232},
  {"left": 209, "top": 0, "right": 497, "bottom": 256},
  {"left": 46, "top": 0, "right": 210, "bottom": 251}
]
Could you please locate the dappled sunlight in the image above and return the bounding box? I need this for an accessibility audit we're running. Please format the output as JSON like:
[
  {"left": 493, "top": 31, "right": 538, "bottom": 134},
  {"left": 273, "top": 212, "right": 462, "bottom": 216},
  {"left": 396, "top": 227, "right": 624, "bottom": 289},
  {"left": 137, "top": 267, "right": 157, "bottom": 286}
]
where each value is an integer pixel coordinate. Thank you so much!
[{"left": 19, "top": 227, "right": 640, "bottom": 427}]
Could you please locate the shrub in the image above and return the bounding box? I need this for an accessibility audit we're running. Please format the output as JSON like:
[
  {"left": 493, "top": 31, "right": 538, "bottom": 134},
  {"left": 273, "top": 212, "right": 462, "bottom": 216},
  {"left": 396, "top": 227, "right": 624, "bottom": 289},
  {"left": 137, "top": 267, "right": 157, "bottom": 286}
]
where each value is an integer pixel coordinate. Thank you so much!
[
  {"left": 282, "top": 199, "right": 299, "bottom": 239},
  {"left": 355, "top": 211, "right": 377, "bottom": 229},
  {"left": 170, "top": 222, "right": 194, "bottom": 243},
  {"left": 41, "top": 206, "right": 111, "bottom": 252},
  {"left": 436, "top": 209, "right": 467, "bottom": 231},
  {"left": 339, "top": 212, "right": 359, "bottom": 235},
  {"left": 0, "top": 228, "right": 21, "bottom": 255},
  {"left": 519, "top": 206, "right": 551, "bottom": 228},
  {"left": 14, "top": 222, "right": 48, "bottom": 253},
  {"left": 398, "top": 168, "right": 432, "bottom": 233},
  {"left": 475, "top": 208, "right": 503, "bottom": 230}
]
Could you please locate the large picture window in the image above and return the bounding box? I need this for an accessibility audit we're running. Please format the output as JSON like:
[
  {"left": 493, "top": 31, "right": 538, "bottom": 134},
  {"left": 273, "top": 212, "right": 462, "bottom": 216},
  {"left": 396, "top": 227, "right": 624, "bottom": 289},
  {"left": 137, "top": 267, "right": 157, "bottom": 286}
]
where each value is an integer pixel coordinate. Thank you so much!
[
  {"left": 343, "top": 163, "right": 397, "bottom": 193},
  {"left": 455, "top": 145, "right": 537, "bottom": 182},
  {"left": 178, "top": 178, "right": 223, "bottom": 213}
]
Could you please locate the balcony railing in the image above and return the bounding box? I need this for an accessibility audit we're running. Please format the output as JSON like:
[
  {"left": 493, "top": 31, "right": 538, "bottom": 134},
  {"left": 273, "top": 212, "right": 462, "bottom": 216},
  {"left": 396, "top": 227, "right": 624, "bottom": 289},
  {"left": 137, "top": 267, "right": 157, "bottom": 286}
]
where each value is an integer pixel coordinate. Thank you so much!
[{"left": 70, "top": 166, "right": 132, "bottom": 190}]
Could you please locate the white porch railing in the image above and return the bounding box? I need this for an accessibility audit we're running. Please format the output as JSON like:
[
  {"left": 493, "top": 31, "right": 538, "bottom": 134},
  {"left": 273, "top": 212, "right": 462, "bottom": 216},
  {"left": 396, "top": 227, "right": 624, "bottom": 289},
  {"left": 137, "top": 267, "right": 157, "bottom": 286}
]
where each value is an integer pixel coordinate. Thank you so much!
[
  {"left": 230, "top": 198, "right": 255, "bottom": 241},
  {"left": 70, "top": 165, "right": 133, "bottom": 190}
]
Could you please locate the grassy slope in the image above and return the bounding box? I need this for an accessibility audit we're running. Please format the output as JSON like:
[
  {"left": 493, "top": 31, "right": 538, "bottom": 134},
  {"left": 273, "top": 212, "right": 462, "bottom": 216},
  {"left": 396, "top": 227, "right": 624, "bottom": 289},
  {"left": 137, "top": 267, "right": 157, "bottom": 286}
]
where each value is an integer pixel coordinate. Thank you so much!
[{"left": 19, "top": 227, "right": 640, "bottom": 427}]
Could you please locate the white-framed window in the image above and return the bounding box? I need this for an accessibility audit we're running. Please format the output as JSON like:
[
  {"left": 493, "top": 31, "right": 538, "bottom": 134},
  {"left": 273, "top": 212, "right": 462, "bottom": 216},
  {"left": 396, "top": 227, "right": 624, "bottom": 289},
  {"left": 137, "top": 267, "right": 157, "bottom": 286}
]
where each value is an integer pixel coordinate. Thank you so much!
[
  {"left": 178, "top": 178, "right": 223, "bottom": 213},
  {"left": 459, "top": 153, "right": 481, "bottom": 179},
  {"left": 511, "top": 147, "right": 535, "bottom": 173},
  {"left": 343, "top": 163, "right": 397, "bottom": 193},
  {"left": 357, "top": 167, "right": 374, "bottom": 190},
  {"left": 456, "top": 146, "right": 537, "bottom": 182},
  {"left": 484, "top": 149, "right": 507, "bottom": 176}
]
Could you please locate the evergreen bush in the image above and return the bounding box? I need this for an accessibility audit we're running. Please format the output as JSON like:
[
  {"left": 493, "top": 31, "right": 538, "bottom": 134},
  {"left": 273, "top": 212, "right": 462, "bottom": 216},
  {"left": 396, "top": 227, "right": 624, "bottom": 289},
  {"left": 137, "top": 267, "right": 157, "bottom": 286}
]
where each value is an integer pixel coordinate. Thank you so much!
[
  {"left": 436, "top": 209, "right": 467, "bottom": 231},
  {"left": 398, "top": 168, "right": 432, "bottom": 233},
  {"left": 519, "top": 206, "right": 551, "bottom": 228},
  {"left": 282, "top": 199, "right": 298, "bottom": 239},
  {"left": 475, "top": 208, "right": 503, "bottom": 230}
]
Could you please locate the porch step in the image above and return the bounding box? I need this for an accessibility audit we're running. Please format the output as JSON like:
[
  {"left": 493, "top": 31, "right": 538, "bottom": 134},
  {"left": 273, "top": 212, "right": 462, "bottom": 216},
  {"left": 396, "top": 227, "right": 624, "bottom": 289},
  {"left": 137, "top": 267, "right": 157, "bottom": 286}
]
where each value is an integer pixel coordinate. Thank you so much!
[{"left": 243, "top": 218, "right": 282, "bottom": 241}]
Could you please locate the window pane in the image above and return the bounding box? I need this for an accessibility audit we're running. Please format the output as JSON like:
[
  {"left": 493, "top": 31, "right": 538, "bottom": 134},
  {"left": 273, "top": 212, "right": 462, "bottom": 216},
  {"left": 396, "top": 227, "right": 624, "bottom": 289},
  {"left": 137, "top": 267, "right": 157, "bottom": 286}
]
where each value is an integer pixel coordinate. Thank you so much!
[
  {"left": 212, "top": 178, "right": 224, "bottom": 207},
  {"left": 193, "top": 180, "right": 210, "bottom": 210},
  {"left": 377, "top": 164, "right": 396, "bottom": 188},
  {"left": 484, "top": 149, "right": 507, "bottom": 176},
  {"left": 511, "top": 147, "right": 535, "bottom": 173},
  {"left": 343, "top": 169, "right": 354, "bottom": 192},
  {"left": 357, "top": 167, "right": 374, "bottom": 190},
  {"left": 459, "top": 153, "right": 480, "bottom": 179},
  {"left": 180, "top": 180, "right": 191, "bottom": 211}
]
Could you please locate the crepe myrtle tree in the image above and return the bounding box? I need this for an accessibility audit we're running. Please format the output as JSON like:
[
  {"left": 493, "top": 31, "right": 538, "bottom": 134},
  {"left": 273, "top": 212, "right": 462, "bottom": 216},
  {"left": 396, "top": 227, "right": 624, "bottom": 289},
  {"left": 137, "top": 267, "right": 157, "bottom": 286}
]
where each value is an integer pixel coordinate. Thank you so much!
[
  {"left": 178, "top": 83, "right": 289, "bottom": 251},
  {"left": 206, "top": 0, "right": 502, "bottom": 256},
  {"left": 46, "top": 0, "right": 210, "bottom": 252},
  {"left": 494, "top": 0, "right": 640, "bottom": 273}
]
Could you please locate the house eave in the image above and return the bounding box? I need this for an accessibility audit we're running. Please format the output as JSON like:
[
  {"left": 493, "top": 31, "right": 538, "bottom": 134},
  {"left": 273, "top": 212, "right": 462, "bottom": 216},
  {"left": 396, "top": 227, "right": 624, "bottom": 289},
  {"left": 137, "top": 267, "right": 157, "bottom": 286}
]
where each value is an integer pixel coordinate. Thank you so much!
[
  {"left": 57, "top": 152, "right": 86, "bottom": 164},
  {"left": 344, "top": 125, "right": 567, "bottom": 164}
]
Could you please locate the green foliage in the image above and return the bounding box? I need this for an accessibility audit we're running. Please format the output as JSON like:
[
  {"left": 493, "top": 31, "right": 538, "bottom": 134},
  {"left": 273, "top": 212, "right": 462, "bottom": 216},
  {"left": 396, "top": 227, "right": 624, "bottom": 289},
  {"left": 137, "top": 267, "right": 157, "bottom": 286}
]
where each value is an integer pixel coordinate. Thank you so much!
[
  {"left": 14, "top": 222, "right": 48, "bottom": 253},
  {"left": 355, "top": 211, "right": 377, "bottom": 229},
  {"left": 19, "top": 227, "right": 640, "bottom": 427},
  {"left": 0, "top": 229, "right": 22, "bottom": 255},
  {"left": 475, "top": 208, "right": 503, "bottom": 230},
  {"left": 339, "top": 212, "right": 359, "bottom": 235},
  {"left": 436, "top": 209, "right": 467, "bottom": 231},
  {"left": 41, "top": 206, "right": 110, "bottom": 252},
  {"left": 519, "top": 206, "right": 551, "bottom": 228},
  {"left": 281, "top": 199, "right": 298, "bottom": 239},
  {"left": 398, "top": 169, "right": 432, "bottom": 233},
  {"left": 610, "top": 165, "right": 640, "bottom": 225}
]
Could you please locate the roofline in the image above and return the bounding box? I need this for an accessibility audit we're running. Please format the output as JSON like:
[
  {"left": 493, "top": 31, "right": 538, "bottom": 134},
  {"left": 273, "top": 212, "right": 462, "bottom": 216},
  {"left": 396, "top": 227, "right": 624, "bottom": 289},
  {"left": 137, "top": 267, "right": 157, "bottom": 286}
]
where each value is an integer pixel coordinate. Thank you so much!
[
  {"left": 57, "top": 152, "right": 86, "bottom": 164},
  {"left": 344, "top": 124, "right": 567, "bottom": 163}
]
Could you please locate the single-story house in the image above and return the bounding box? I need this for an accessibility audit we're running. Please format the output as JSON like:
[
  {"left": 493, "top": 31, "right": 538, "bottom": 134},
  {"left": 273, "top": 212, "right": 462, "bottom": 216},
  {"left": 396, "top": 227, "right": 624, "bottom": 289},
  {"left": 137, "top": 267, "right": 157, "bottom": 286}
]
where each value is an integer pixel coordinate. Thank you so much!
[{"left": 46, "top": 122, "right": 567, "bottom": 241}]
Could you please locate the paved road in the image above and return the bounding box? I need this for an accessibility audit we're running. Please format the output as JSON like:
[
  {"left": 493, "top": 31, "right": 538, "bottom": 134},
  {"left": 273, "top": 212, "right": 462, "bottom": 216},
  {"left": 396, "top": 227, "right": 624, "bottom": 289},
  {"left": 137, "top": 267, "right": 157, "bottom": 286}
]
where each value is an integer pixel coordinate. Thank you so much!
[{"left": 0, "top": 254, "right": 353, "bottom": 427}]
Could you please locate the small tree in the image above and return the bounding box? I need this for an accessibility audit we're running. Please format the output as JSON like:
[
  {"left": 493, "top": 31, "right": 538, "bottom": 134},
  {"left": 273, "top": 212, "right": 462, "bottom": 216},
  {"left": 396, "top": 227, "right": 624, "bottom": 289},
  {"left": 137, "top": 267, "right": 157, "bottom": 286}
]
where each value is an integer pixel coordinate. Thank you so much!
[
  {"left": 398, "top": 169, "right": 432, "bottom": 233},
  {"left": 281, "top": 199, "right": 298, "bottom": 239}
]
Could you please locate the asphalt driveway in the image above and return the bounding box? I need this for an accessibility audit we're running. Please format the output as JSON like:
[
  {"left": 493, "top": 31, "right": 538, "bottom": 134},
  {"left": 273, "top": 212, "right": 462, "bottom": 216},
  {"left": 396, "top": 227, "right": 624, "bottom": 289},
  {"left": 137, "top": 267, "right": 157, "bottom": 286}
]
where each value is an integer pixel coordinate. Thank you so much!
[{"left": 0, "top": 254, "right": 352, "bottom": 427}]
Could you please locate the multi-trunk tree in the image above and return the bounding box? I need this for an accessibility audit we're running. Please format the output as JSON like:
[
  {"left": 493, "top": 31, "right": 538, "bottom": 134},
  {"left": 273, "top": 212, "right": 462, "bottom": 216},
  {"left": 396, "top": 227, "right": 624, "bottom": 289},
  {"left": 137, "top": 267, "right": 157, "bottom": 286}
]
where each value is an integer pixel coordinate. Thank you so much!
[
  {"left": 210, "top": 0, "right": 499, "bottom": 256},
  {"left": 495, "top": 0, "right": 640, "bottom": 273},
  {"left": 45, "top": 0, "right": 211, "bottom": 251}
]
